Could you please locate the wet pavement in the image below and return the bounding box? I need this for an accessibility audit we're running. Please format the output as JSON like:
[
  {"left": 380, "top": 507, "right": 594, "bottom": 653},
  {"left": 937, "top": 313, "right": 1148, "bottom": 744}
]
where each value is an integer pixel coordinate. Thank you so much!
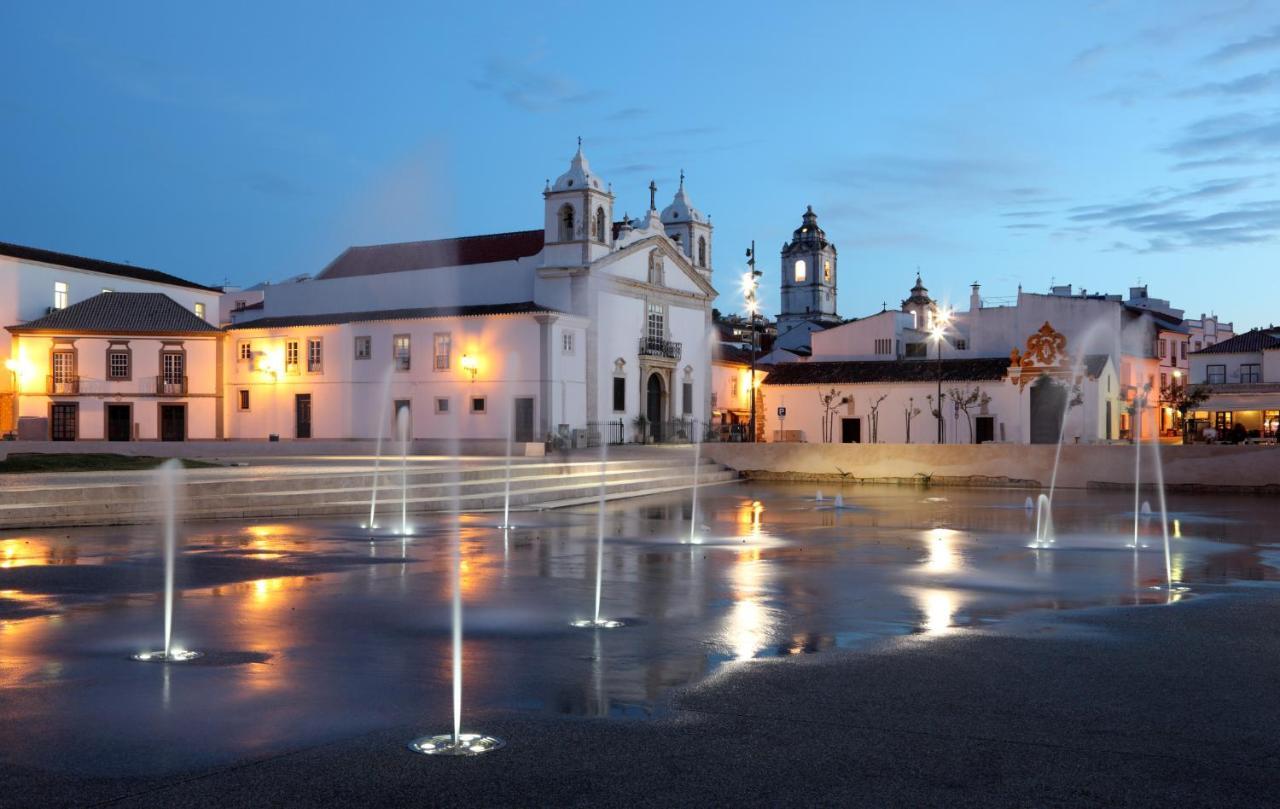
[{"left": 2, "top": 482, "right": 1279, "bottom": 806}]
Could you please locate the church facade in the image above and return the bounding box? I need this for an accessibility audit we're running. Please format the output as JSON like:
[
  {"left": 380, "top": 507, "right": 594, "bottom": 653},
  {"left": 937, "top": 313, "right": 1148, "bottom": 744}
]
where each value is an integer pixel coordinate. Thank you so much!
[{"left": 225, "top": 145, "right": 718, "bottom": 447}]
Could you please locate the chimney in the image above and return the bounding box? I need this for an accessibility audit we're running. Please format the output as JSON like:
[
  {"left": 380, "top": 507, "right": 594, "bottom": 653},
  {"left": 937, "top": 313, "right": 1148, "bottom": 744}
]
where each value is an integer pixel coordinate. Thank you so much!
[{"left": 969, "top": 281, "right": 981, "bottom": 311}]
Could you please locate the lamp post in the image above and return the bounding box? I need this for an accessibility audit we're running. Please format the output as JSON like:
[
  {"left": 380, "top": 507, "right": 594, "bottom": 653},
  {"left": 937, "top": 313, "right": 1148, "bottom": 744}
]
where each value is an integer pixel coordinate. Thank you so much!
[
  {"left": 743, "top": 242, "right": 762, "bottom": 443},
  {"left": 929, "top": 309, "right": 951, "bottom": 444}
]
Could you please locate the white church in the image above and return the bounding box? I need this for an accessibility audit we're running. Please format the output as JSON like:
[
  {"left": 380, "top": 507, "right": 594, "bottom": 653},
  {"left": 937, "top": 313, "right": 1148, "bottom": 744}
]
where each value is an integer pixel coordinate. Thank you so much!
[{"left": 225, "top": 144, "right": 718, "bottom": 448}]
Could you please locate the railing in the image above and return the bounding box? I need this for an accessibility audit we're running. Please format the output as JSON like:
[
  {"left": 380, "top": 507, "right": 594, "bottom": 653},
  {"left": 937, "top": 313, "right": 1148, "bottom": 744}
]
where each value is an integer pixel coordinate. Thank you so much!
[
  {"left": 651, "top": 417, "right": 695, "bottom": 444},
  {"left": 638, "top": 338, "right": 681, "bottom": 359},
  {"left": 585, "top": 419, "right": 625, "bottom": 447},
  {"left": 46, "top": 375, "right": 78, "bottom": 395},
  {"left": 156, "top": 375, "right": 188, "bottom": 395}
]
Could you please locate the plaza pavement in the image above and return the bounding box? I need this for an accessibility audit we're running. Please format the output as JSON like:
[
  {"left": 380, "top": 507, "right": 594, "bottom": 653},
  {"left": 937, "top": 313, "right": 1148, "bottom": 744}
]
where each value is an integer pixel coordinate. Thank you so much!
[{"left": 5, "top": 586, "right": 1278, "bottom": 808}]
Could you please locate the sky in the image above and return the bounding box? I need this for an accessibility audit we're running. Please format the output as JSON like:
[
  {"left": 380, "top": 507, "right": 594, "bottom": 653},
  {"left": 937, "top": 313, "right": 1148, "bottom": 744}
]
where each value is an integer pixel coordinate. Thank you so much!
[{"left": 3, "top": 1, "right": 1279, "bottom": 329}]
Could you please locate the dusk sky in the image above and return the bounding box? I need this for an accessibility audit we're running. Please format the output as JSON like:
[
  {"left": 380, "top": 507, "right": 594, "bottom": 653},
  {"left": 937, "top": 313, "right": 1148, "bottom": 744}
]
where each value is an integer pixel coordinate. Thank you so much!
[{"left": 4, "top": 2, "right": 1279, "bottom": 328}]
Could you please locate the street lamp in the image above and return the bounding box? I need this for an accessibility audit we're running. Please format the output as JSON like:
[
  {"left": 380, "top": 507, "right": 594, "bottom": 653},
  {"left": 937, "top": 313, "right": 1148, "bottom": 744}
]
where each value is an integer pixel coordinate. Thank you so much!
[
  {"left": 743, "top": 242, "right": 763, "bottom": 443},
  {"left": 460, "top": 354, "right": 478, "bottom": 382},
  {"left": 929, "top": 308, "right": 952, "bottom": 444}
]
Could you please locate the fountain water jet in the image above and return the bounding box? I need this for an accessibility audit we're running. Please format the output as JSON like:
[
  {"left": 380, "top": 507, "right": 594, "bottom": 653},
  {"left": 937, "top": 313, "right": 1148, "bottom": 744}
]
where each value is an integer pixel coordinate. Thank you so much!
[
  {"left": 1147, "top": 436, "right": 1186, "bottom": 595},
  {"left": 398, "top": 407, "right": 410, "bottom": 536},
  {"left": 1031, "top": 493, "right": 1055, "bottom": 548},
  {"left": 572, "top": 438, "right": 623, "bottom": 628},
  {"left": 365, "top": 365, "right": 395, "bottom": 530},
  {"left": 500, "top": 392, "right": 515, "bottom": 531},
  {"left": 133, "top": 459, "right": 201, "bottom": 663},
  {"left": 409, "top": 411, "right": 502, "bottom": 756},
  {"left": 688, "top": 420, "right": 701, "bottom": 543}
]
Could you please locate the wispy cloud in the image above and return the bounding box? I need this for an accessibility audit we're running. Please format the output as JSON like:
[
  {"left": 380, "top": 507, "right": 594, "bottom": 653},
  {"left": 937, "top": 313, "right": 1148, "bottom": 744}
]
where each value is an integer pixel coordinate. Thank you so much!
[
  {"left": 1067, "top": 176, "right": 1265, "bottom": 222},
  {"left": 1202, "top": 24, "right": 1280, "bottom": 64},
  {"left": 470, "top": 55, "right": 603, "bottom": 111},
  {"left": 1165, "top": 109, "right": 1280, "bottom": 156},
  {"left": 1070, "top": 44, "right": 1110, "bottom": 69},
  {"left": 244, "top": 171, "right": 312, "bottom": 198},
  {"left": 604, "top": 107, "right": 648, "bottom": 122},
  {"left": 1174, "top": 68, "right": 1280, "bottom": 98}
]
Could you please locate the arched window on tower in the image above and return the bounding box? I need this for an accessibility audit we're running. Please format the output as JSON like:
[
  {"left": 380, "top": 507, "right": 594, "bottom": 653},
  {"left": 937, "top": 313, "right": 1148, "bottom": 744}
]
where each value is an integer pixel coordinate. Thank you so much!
[
  {"left": 794, "top": 259, "right": 806, "bottom": 283},
  {"left": 593, "top": 207, "right": 606, "bottom": 242},
  {"left": 559, "top": 204, "right": 575, "bottom": 241},
  {"left": 823, "top": 260, "right": 832, "bottom": 283},
  {"left": 697, "top": 236, "right": 707, "bottom": 268}
]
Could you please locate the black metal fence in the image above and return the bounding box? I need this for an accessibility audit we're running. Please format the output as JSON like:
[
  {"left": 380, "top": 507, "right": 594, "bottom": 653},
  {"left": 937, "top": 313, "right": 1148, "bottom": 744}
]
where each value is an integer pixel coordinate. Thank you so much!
[{"left": 585, "top": 419, "right": 625, "bottom": 447}]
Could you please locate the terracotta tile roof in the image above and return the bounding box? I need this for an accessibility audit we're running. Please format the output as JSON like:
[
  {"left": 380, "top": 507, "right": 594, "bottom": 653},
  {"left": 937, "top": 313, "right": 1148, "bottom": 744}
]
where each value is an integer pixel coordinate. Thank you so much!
[
  {"left": 227, "top": 301, "right": 556, "bottom": 330},
  {"left": 316, "top": 230, "right": 545, "bottom": 279},
  {"left": 764, "top": 357, "right": 1012, "bottom": 386},
  {"left": 7, "top": 292, "right": 221, "bottom": 335},
  {"left": 1192, "top": 329, "right": 1280, "bottom": 355},
  {"left": 0, "top": 241, "right": 219, "bottom": 291}
]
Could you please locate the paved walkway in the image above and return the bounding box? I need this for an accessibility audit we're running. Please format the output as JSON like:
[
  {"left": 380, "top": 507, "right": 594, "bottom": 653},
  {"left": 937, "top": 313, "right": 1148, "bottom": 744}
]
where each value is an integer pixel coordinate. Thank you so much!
[{"left": 6, "top": 587, "right": 1278, "bottom": 807}]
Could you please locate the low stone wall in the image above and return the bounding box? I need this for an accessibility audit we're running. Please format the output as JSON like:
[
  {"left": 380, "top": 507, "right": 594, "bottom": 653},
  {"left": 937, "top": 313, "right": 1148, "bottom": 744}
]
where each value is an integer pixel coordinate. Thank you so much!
[{"left": 704, "top": 443, "right": 1280, "bottom": 494}]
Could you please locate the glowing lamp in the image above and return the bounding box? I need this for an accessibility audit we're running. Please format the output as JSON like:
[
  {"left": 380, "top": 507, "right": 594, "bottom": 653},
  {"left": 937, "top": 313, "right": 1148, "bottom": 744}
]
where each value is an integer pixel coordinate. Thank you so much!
[{"left": 460, "top": 354, "right": 478, "bottom": 381}]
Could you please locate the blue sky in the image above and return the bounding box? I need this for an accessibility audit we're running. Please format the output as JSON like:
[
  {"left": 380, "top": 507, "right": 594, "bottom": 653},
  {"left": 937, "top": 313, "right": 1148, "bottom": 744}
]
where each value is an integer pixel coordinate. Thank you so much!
[{"left": 3, "top": 1, "right": 1279, "bottom": 328}]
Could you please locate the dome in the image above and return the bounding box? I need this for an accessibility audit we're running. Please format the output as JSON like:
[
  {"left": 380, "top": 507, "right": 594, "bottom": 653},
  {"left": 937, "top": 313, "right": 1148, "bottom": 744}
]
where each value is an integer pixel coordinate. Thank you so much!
[
  {"left": 660, "top": 173, "right": 705, "bottom": 223},
  {"left": 552, "top": 141, "right": 605, "bottom": 192},
  {"left": 782, "top": 205, "right": 832, "bottom": 253},
  {"left": 902, "top": 274, "right": 934, "bottom": 308}
]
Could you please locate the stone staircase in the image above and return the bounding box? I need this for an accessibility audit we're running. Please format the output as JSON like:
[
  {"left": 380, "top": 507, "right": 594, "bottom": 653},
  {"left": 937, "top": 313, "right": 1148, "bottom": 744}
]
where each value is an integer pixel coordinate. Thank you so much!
[{"left": 0, "top": 457, "right": 739, "bottom": 528}]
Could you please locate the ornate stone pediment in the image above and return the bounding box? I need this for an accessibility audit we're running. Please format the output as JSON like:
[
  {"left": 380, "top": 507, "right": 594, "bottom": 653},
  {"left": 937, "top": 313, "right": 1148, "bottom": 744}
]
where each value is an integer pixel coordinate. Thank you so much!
[{"left": 1010, "top": 321, "right": 1069, "bottom": 390}]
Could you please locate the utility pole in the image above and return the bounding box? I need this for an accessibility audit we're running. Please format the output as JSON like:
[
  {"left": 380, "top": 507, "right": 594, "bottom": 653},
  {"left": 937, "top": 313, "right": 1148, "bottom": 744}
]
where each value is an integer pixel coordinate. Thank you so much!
[{"left": 745, "top": 242, "right": 762, "bottom": 443}]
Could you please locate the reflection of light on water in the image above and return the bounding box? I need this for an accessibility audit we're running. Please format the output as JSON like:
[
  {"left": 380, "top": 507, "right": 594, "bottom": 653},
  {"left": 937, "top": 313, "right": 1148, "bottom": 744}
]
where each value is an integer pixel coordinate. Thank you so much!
[
  {"left": 1171, "top": 552, "right": 1185, "bottom": 584},
  {"left": 1172, "top": 519, "right": 1182, "bottom": 539},
  {"left": 913, "top": 588, "right": 960, "bottom": 635},
  {"left": 722, "top": 547, "right": 774, "bottom": 660},
  {"left": 736, "top": 500, "right": 765, "bottom": 541},
  {"left": 923, "top": 529, "right": 962, "bottom": 574}
]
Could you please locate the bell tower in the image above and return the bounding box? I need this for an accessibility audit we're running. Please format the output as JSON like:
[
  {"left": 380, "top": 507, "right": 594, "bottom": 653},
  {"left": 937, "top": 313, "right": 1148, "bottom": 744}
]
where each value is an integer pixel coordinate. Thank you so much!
[
  {"left": 543, "top": 139, "right": 613, "bottom": 266},
  {"left": 661, "top": 171, "right": 713, "bottom": 280},
  {"left": 778, "top": 205, "right": 838, "bottom": 333}
]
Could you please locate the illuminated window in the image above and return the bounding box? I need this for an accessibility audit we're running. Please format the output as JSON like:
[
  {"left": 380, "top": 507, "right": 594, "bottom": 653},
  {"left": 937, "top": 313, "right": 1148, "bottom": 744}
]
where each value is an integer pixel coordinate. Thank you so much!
[
  {"left": 794, "top": 260, "right": 806, "bottom": 283},
  {"left": 354, "top": 336, "right": 371, "bottom": 360},
  {"left": 307, "top": 338, "right": 322, "bottom": 372},
  {"left": 238, "top": 341, "right": 253, "bottom": 361},
  {"left": 823, "top": 260, "right": 831, "bottom": 283},
  {"left": 393, "top": 335, "right": 411, "bottom": 371},
  {"left": 194, "top": 302, "right": 206, "bottom": 321},
  {"left": 433, "top": 333, "right": 451, "bottom": 370},
  {"left": 54, "top": 281, "right": 68, "bottom": 309},
  {"left": 285, "top": 340, "right": 300, "bottom": 374}
]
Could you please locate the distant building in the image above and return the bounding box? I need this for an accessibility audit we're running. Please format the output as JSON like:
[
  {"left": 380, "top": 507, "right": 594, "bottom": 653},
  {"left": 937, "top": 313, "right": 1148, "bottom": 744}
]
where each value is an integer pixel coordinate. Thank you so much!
[
  {"left": 775, "top": 206, "right": 840, "bottom": 354},
  {"left": 1187, "top": 329, "right": 1280, "bottom": 441}
]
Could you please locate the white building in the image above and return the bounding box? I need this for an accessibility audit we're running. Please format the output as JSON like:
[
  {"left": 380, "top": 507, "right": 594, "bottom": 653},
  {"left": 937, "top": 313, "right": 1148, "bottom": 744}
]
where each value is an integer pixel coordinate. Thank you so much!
[
  {"left": 1, "top": 242, "right": 222, "bottom": 439},
  {"left": 1187, "top": 329, "right": 1280, "bottom": 440},
  {"left": 227, "top": 145, "right": 718, "bottom": 446}
]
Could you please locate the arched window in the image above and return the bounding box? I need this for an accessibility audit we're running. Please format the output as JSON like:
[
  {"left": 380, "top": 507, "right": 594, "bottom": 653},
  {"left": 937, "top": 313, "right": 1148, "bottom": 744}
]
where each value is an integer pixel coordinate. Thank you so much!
[
  {"left": 559, "top": 204, "right": 575, "bottom": 241},
  {"left": 593, "top": 207, "right": 606, "bottom": 242},
  {"left": 697, "top": 236, "right": 707, "bottom": 268},
  {"left": 794, "top": 259, "right": 806, "bottom": 283},
  {"left": 823, "top": 260, "right": 831, "bottom": 283}
]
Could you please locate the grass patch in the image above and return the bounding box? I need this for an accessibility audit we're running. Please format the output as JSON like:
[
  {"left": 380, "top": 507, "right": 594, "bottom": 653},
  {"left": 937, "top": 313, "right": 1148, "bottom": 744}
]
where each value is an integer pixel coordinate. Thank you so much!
[{"left": 0, "top": 453, "right": 220, "bottom": 474}]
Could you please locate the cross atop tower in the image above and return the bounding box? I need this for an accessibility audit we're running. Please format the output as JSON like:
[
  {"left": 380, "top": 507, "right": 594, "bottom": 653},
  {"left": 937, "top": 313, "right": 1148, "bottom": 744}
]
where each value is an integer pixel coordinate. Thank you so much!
[{"left": 648, "top": 180, "right": 657, "bottom": 211}]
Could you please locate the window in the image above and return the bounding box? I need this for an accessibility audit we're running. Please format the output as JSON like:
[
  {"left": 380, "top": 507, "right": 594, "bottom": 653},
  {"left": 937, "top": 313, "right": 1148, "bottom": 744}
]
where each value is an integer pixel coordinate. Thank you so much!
[
  {"left": 108, "top": 350, "right": 130, "bottom": 380},
  {"left": 195, "top": 302, "right": 206, "bottom": 321},
  {"left": 52, "top": 350, "right": 75, "bottom": 383},
  {"left": 1215, "top": 411, "right": 1232, "bottom": 431},
  {"left": 1159, "top": 339, "right": 1167, "bottom": 358},
  {"left": 1242, "top": 363, "right": 1261, "bottom": 383},
  {"left": 647, "top": 303, "right": 665, "bottom": 346},
  {"left": 823, "top": 260, "right": 832, "bottom": 283},
  {"left": 1180, "top": 342, "right": 1187, "bottom": 359},
  {"left": 1264, "top": 410, "right": 1279, "bottom": 437},
  {"left": 697, "top": 236, "right": 707, "bottom": 268},
  {"left": 354, "top": 336, "right": 371, "bottom": 360},
  {"left": 285, "top": 340, "right": 300, "bottom": 374},
  {"left": 682, "top": 382, "right": 693, "bottom": 415},
  {"left": 435, "top": 397, "right": 450, "bottom": 414},
  {"left": 954, "top": 338, "right": 967, "bottom": 350},
  {"left": 471, "top": 396, "right": 486, "bottom": 414},
  {"left": 904, "top": 343, "right": 928, "bottom": 358},
  {"left": 433, "top": 333, "right": 451, "bottom": 371},
  {"left": 394, "top": 335, "right": 411, "bottom": 371},
  {"left": 594, "top": 206, "right": 606, "bottom": 242},
  {"left": 612, "top": 377, "right": 626, "bottom": 411},
  {"left": 731, "top": 375, "right": 738, "bottom": 397},
  {"left": 162, "top": 352, "right": 184, "bottom": 384},
  {"left": 238, "top": 341, "right": 253, "bottom": 362},
  {"left": 874, "top": 338, "right": 892, "bottom": 355},
  {"left": 1206, "top": 364, "right": 1226, "bottom": 384},
  {"left": 793, "top": 260, "right": 806, "bottom": 283},
  {"left": 562, "top": 331, "right": 575, "bottom": 354},
  {"left": 1160, "top": 372, "right": 1167, "bottom": 391},
  {"left": 54, "top": 281, "right": 68, "bottom": 310},
  {"left": 1194, "top": 340, "right": 1202, "bottom": 351},
  {"left": 307, "top": 338, "right": 322, "bottom": 373},
  {"left": 238, "top": 389, "right": 250, "bottom": 411},
  {"left": 558, "top": 204, "right": 574, "bottom": 241}
]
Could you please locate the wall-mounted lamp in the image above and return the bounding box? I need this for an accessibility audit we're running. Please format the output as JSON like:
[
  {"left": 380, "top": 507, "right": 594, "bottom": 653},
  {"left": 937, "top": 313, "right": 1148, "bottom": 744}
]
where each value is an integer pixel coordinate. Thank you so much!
[{"left": 460, "top": 354, "right": 478, "bottom": 382}]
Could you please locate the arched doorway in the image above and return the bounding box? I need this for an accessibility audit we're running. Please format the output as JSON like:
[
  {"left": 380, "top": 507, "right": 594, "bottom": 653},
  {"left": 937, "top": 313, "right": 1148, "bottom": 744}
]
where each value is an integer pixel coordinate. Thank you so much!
[
  {"left": 646, "top": 373, "right": 664, "bottom": 442},
  {"left": 1029, "top": 375, "right": 1066, "bottom": 444}
]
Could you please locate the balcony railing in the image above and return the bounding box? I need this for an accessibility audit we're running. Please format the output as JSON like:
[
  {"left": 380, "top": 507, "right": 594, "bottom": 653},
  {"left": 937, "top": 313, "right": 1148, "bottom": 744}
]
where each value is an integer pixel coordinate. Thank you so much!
[
  {"left": 46, "top": 375, "right": 79, "bottom": 395},
  {"left": 638, "top": 338, "right": 681, "bottom": 359},
  {"left": 156, "top": 375, "right": 187, "bottom": 396}
]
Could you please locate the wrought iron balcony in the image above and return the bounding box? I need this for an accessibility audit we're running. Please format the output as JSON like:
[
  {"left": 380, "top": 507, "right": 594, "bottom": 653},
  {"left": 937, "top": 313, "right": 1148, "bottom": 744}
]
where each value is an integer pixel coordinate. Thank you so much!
[
  {"left": 638, "top": 338, "right": 681, "bottom": 359},
  {"left": 156, "top": 375, "right": 188, "bottom": 396},
  {"left": 46, "top": 375, "right": 79, "bottom": 395}
]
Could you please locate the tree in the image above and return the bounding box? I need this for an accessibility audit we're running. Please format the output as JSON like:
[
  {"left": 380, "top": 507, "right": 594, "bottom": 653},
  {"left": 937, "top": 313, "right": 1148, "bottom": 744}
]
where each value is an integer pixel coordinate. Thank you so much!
[
  {"left": 946, "top": 386, "right": 991, "bottom": 443},
  {"left": 1160, "top": 379, "right": 1211, "bottom": 443},
  {"left": 926, "top": 394, "right": 944, "bottom": 444},
  {"left": 903, "top": 397, "right": 921, "bottom": 444},
  {"left": 818, "top": 389, "right": 848, "bottom": 443},
  {"left": 868, "top": 393, "right": 888, "bottom": 443}
]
